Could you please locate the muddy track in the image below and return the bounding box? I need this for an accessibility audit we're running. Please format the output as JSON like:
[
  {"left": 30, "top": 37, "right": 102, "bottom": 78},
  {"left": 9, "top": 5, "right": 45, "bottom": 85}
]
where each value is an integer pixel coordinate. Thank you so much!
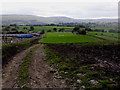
[
  {"left": 28, "top": 44, "right": 66, "bottom": 88},
  {"left": 2, "top": 44, "right": 40, "bottom": 88}
]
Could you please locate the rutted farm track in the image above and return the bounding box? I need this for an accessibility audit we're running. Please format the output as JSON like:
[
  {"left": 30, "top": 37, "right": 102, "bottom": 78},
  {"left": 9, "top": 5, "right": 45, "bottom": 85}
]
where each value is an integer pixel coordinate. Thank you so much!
[
  {"left": 2, "top": 44, "right": 40, "bottom": 88},
  {"left": 2, "top": 44, "right": 66, "bottom": 88},
  {"left": 2, "top": 43, "right": 120, "bottom": 89},
  {"left": 28, "top": 44, "right": 66, "bottom": 88}
]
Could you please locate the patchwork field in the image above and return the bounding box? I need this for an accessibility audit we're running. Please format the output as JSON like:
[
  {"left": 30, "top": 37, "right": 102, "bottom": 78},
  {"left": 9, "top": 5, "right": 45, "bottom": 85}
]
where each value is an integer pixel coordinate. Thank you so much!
[
  {"left": 88, "top": 32, "right": 120, "bottom": 37},
  {"left": 87, "top": 32, "right": 120, "bottom": 42},
  {"left": 40, "top": 32, "right": 104, "bottom": 44}
]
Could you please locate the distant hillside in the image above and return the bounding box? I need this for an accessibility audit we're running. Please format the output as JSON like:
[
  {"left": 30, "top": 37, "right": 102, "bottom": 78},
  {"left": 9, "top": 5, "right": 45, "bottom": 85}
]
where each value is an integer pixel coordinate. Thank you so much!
[{"left": 1, "top": 14, "right": 118, "bottom": 25}]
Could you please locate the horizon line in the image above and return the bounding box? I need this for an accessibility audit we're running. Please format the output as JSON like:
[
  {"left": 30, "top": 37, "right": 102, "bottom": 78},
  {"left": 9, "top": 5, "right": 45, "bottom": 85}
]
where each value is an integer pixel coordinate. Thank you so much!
[{"left": 1, "top": 14, "right": 118, "bottom": 19}]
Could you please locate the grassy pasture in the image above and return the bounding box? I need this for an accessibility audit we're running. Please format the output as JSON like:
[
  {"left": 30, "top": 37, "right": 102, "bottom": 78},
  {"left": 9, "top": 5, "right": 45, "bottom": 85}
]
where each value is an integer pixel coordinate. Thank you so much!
[
  {"left": 87, "top": 32, "right": 120, "bottom": 42},
  {"left": 87, "top": 32, "right": 120, "bottom": 37},
  {"left": 90, "top": 27, "right": 109, "bottom": 31},
  {"left": 40, "top": 32, "right": 103, "bottom": 44}
]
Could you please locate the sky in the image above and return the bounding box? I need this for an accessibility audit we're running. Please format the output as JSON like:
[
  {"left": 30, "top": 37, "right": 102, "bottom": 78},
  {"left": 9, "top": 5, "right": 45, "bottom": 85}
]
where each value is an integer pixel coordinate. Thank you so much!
[{"left": 0, "top": 0, "right": 119, "bottom": 19}]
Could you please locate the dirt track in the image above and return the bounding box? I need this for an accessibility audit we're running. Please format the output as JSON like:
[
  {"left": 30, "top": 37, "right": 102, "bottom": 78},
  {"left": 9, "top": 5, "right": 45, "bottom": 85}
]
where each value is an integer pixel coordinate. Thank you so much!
[
  {"left": 2, "top": 44, "right": 40, "bottom": 88},
  {"left": 2, "top": 44, "right": 66, "bottom": 88},
  {"left": 28, "top": 44, "right": 66, "bottom": 88}
]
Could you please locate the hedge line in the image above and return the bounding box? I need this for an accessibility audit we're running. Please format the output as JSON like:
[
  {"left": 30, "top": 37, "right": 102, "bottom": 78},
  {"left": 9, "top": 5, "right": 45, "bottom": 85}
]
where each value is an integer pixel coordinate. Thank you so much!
[{"left": 2, "top": 38, "right": 39, "bottom": 65}]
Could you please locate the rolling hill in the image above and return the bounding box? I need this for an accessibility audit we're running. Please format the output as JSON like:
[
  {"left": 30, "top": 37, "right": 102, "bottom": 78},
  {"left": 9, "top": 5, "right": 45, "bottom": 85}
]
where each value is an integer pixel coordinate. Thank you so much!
[{"left": 1, "top": 14, "right": 118, "bottom": 25}]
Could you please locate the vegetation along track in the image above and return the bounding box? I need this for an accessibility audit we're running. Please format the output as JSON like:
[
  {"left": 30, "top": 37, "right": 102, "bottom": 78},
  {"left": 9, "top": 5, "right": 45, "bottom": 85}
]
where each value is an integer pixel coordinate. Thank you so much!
[
  {"left": 2, "top": 44, "right": 40, "bottom": 88},
  {"left": 46, "top": 44, "right": 120, "bottom": 89},
  {"left": 2, "top": 44, "right": 67, "bottom": 89},
  {"left": 27, "top": 44, "right": 66, "bottom": 88}
]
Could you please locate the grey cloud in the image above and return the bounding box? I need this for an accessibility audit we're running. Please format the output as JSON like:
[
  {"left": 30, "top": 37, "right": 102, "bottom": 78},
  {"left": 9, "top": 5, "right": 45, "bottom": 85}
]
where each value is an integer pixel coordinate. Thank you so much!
[{"left": 1, "top": 2, "right": 118, "bottom": 19}]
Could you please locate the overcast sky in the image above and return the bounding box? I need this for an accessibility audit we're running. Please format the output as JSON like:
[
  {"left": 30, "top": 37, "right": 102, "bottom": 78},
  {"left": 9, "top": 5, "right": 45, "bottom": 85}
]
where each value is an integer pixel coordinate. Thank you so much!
[{"left": 0, "top": 0, "right": 119, "bottom": 19}]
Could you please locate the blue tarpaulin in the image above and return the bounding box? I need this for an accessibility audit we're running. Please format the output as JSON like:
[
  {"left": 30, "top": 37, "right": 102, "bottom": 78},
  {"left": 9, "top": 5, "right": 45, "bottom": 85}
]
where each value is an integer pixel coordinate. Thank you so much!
[{"left": 17, "top": 35, "right": 33, "bottom": 38}]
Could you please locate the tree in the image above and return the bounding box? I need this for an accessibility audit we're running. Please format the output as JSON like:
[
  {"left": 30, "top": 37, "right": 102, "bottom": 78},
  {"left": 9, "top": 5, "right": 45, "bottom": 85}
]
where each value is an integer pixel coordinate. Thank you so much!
[
  {"left": 85, "top": 27, "right": 92, "bottom": 31},
  {"left": 30, "top": 26, "right": 34, "bottom": 30},
  {"left": 53, "top": 28, "right": 57, "bottom": 32},
  {"left": 10, "top": 28, "right": 19, "bottom": 34},
  {"left": 19, "top": 31, "right": 24, "bottom": 34},
  {"left": 75, "top": 27, "right": 79, "bottom": 31},
  {"left": 47, "top": 30, "right": 51, "bottom": 32},
  {"left": 3, "top": 26, "right": 11, "bottom": 31},
  {"left": 40, "top": 30, "right": 45, "bottom": 34},
  {"left": 11, "top": 28, "right": 18, "bottom": 31},
  {"left": 72, "top": 27, "right": 80, "bottom": 33},
  {"left": 10, "top": 24, "right": 17, "bottom": 28},
  {"left": 72, "top": 27, "right": 86, "bottom": 35},
  {"left": 23, "top": 27, "right": 28, "bottom": 30},
  {"left": 78, "top": 30, "right": 86, "bottom": 35},
  {"left": 78, "top": 25, "right": 85, "bottom": 28},
  {"left": 58, "top": 28, "right": 64, "bottom": 32}
]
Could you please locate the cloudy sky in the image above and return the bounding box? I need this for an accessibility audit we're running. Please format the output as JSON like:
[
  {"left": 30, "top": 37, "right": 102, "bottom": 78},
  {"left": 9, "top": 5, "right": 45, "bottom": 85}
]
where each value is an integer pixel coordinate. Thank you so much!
[{"left": 0, "top": 0, "right": 119, "bottom": 19}]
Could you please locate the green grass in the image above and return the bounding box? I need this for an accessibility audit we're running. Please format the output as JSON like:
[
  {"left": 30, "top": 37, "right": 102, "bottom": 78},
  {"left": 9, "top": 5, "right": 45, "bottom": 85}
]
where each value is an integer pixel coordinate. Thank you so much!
[
  {"left": 40, "top": 32, "right": 103, "bottom": 44},
  {"left": 87, "top": 32, "right": 120, "bottom": 43},
  {"left": 18, "top": 45, "right": 40, "bottom": 88},
  {"left": 90, "top": 27, "right": 110, "bottom": 31},
  {"left": 95, "top": 35, "right": 119, "bottom": 41},
  {"left": 87, "top": 32, "right": 120, "bottom": 37}
]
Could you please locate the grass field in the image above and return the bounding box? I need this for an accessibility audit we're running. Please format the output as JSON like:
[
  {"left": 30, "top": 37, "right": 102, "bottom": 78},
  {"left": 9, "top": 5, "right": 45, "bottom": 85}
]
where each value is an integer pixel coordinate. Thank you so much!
[
  {"left": 87, "top": 32, "right": 120, "bottom": 37},
  {"left": 90, "top": 27, "right": 110, "bottom": 31},
  {"left": 40, "top": 32, "right": 104, "bottom": 44},
  {"left": 87, "top": 32, "right": 120, "bottom": 41}
]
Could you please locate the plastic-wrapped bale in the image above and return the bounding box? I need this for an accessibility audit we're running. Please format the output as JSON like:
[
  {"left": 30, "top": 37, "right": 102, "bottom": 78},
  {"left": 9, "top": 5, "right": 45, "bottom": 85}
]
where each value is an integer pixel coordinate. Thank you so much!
[{"left": 17, "top": 35, "right": 33, "bottom": 38}]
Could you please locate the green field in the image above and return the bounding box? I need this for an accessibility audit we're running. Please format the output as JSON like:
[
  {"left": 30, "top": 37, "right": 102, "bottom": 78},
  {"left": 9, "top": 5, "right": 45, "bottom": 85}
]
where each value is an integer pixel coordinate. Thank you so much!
[
  {"left": 87, "top": 32, "right": 120, "bottom": 37},
  {"left": 40, "top": 32, "right": 104, "bottom": 44},
  {"left": 90, "top": 27, "right": 110, "bottom": 31},
  {"left": 87, "top": 32, "right": 120, "bottom": 41}
]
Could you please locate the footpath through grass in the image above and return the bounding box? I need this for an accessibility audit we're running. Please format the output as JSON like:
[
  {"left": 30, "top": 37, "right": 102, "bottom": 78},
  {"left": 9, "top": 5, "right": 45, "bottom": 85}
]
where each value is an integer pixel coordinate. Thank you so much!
[{"left": 40, "top": 32, "right": 104, "bottom": 44}]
